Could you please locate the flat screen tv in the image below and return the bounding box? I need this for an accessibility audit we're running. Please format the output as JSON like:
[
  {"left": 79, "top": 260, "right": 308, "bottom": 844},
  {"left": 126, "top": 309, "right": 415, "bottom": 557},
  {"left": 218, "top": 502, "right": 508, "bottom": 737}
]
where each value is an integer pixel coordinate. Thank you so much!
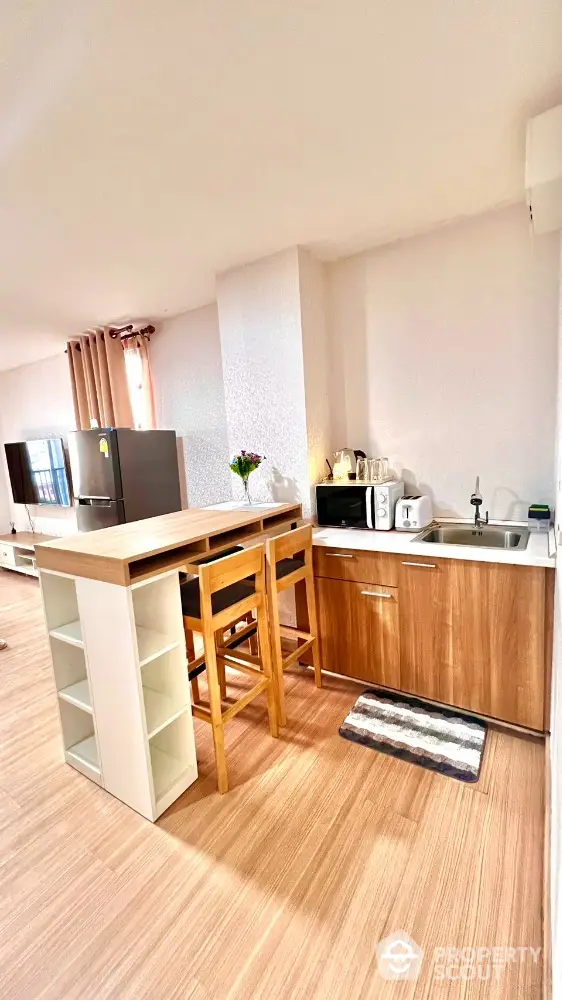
[{"left": 4, "top": 439, "right": 72, "bottom": 507}]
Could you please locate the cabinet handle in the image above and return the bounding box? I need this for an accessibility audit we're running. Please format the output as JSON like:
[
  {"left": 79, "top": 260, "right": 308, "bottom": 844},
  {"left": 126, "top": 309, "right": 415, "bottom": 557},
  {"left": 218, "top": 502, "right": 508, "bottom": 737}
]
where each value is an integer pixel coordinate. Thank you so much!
[
  {"left": 325, "top": 552, "right": 354, "bottom": 559},
  {"left": 401, "top": 561, "right": 436, "bottom": 569},
  {"left": 361, "top": 590, "right": 393, "bottom": 598}
]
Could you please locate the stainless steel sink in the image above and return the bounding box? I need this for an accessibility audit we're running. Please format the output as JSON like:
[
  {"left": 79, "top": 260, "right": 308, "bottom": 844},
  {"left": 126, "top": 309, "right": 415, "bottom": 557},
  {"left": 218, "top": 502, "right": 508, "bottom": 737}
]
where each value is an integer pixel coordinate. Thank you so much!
[{"left": 414, "top": 522, "right": 530, "bottom": 550}]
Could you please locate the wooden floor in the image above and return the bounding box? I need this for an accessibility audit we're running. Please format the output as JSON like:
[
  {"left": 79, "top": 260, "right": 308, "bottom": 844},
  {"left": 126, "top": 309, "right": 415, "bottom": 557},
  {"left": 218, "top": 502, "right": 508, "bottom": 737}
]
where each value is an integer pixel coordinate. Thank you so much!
[{"left": 0, "top": 571, "right": 545, "bottom": 999}]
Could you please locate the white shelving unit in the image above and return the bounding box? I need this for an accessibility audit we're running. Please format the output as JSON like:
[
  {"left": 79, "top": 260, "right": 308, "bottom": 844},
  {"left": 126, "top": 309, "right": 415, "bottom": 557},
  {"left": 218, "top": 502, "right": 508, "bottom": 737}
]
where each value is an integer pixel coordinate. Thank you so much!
[
  {"left": 0, "top": 532, "right": 55, "bottom": 579},
  {"left": 39, "top": 565, "right": 197, "bottom": 821},
  {"left": 41, "top": 571, "right": 102, "bottom": 786}
]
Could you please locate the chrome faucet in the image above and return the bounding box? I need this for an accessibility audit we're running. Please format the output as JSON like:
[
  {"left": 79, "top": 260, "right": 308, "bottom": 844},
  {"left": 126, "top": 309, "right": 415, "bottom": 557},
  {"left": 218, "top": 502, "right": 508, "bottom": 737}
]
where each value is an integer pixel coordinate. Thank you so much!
[{"left": 470, "top": 477, "right": 489, "bottom": 529}]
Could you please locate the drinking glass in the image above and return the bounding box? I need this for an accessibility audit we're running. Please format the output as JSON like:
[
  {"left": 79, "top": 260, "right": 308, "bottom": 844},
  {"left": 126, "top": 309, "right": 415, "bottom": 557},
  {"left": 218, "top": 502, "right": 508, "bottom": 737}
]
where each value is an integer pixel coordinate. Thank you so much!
[
  {"left": 369, "top": 458, "right": 382, "bottom": 481},
  {"left": 356, "top": 457, "right": 369, "bottom": 482},
  {"left": 379, "top": 457, "right": 389, "bottom": 480}
]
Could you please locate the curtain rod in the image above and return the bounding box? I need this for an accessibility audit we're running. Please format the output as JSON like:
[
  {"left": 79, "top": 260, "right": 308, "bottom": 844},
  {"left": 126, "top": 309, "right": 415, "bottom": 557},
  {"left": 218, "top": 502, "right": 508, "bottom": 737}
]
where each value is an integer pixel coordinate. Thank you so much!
[
  {"left": 108, "top": 324, "right": 155, "bottom": 341},
  {"left": 66, "top": 324, "right": 155, "bottom": 352}
]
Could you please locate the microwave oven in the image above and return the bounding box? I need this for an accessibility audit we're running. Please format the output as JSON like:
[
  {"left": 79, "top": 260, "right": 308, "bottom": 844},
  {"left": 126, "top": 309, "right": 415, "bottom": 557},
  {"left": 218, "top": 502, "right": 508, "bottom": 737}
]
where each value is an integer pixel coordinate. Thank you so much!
[{"left": 316, "top": 481, "right": 404, "bottom": 530}]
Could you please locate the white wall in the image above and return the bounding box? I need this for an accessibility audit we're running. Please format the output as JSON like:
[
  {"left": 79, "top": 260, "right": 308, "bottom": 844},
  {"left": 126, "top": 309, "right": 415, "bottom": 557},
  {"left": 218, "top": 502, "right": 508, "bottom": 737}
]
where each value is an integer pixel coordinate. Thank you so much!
[
  {"left": 328, "top": 204, "right": 560, "bottom": 520},
  {"left": 0, "top": 353, "right": 77, "bottom": 535},
  {"left": 150, "top": 304, "right": 232, "bottom": 508},
  {"left": 217, "top": 247, "right": 332, "bottom": 514}
]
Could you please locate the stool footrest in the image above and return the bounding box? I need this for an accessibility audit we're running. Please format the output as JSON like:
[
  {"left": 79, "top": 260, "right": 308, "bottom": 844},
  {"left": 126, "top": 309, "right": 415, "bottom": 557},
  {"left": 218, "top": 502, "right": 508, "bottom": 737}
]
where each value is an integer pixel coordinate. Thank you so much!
[
  {"left": 282, "top": 637, "right": 315, "bottom": 670},
  {"left": 187, "top": 653, "right": 206, "bottom": 679},
  {"left": 222, "top": 678, "right": 269, "bottom": 723},
  {"left": 222, "top": 622, "right": 257, "bottom": 648},
  {"left": 216, "top": 646, "right": 262, "bottom": 668},
  {"left": 216, "top": 656, "right": 263, "bottom": 680},
  {"left": 279, "top": 624, "right": 313, "bottom": 642},
  {"left": 192, "top": 704, "right": 212, "bottom": 721}
]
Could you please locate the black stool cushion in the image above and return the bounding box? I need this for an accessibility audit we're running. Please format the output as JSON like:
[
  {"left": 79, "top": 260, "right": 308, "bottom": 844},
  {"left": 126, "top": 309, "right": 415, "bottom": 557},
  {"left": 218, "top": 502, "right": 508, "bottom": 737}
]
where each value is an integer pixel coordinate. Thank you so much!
[
  {"left": 181, "top": 577, "right": 254, "bottom": 619},
  {"left": 276, "top": 555, "right": 305, "bottom": 579}
]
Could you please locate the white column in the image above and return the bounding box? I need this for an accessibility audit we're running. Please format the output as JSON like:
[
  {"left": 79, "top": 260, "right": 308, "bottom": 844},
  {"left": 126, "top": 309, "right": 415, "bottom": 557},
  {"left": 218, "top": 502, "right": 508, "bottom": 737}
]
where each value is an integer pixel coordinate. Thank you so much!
[{"left": 217, "top": 247, "right": 331, "bottom": 515}]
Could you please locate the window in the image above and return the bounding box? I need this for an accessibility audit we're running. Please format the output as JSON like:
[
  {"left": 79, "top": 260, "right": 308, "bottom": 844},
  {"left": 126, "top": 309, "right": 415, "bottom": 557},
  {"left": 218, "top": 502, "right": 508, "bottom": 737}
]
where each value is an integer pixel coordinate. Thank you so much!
[{"left": 124, "top": 340, "right": 156, "bottom": 430}]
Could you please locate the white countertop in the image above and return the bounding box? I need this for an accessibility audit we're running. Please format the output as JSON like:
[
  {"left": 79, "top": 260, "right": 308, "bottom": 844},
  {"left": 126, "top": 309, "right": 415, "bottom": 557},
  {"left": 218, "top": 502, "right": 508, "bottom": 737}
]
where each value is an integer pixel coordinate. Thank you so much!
[
  {"left": 203, "top": 503, "right": 555, "bottom": 567},
  {"left": 313, "top": 520, "right": 555, "bottom": 568}
]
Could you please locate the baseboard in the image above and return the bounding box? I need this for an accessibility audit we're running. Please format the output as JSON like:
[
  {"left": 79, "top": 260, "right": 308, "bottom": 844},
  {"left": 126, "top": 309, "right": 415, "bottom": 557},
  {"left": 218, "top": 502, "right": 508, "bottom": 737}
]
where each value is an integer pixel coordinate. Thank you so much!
[{"left": 322, "top": 668, "right": 547, "bottom": 740}]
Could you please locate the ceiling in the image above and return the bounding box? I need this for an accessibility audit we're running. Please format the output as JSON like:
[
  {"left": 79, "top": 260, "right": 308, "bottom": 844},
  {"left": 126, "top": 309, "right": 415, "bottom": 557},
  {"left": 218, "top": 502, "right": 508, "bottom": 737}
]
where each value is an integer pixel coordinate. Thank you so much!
[{"left": 0, "top": 0, "right": 561, "bottom": 371}]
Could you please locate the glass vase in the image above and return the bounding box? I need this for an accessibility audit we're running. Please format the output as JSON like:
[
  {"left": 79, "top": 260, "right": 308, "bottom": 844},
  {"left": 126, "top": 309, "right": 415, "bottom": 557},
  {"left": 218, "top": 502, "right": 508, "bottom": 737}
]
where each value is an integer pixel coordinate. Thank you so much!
[{"left": 242, "top": 477, "right": 252, "bottom": 504}]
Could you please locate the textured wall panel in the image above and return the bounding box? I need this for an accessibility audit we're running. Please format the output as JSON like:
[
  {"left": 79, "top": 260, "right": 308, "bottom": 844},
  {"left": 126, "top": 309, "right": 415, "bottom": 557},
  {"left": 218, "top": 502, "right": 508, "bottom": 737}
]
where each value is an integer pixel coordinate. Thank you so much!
[
  {"left": 217, "top": 248, "right": 311, "bottom": 511},
  {"left": 151, "top": 305, "right": 232, "bottom": 508}
]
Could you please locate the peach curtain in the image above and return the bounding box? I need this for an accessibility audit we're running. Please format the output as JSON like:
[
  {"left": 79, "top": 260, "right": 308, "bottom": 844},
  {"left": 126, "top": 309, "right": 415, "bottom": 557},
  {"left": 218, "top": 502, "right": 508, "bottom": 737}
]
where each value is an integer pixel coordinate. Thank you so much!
[
  {"left": 67, "top": 328, "right": 134, "bottom": 430},
  {"left": 122, "top": 336, "right": 156, "bottom": 430}
]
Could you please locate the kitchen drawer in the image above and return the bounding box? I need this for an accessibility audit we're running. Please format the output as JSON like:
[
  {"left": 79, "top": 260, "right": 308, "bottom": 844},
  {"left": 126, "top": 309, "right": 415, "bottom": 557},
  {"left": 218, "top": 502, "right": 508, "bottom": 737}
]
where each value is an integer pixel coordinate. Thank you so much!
[
  {"left": 313, "top": 546, "right": 398, "bottom": 586},
  {"left": 0, "top": 544, "right": 15, "bottom": 567}
]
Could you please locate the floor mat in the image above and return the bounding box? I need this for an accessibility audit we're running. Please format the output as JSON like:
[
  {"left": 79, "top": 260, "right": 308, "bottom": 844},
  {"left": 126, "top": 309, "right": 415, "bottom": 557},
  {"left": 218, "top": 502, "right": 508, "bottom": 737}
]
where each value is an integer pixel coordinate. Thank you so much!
[{"left": 339, "top": 687, "right": 487, "bottom": 783}]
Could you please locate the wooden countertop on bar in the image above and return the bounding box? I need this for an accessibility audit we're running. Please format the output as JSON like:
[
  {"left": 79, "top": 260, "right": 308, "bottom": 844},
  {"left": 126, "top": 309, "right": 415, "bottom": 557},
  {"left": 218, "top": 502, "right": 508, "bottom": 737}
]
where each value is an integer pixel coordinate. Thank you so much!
[{"left": 34, "top": 503, "right": 302, "bottom": 586}]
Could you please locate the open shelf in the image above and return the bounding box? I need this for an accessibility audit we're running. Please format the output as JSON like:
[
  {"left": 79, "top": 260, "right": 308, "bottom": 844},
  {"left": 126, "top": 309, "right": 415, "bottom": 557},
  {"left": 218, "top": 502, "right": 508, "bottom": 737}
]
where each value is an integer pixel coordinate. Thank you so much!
[
  {"left": 58, "top": 697, "right": 100, "bottom": 783},
  {"left": 144, "top": 692, "right": 187, "bottom": 739},
  {"left": 132, "top": 573, "right": 184, "bottom": 670},
  {"left": 41, "top": 572, "right": 80, "bottom": 640},
  {"left": 141, "top": 647, "right": 189, "bottom": 738},
  {"left": 149, "top": 712, "right": 194, "bottom": 804},
  {"left": 58, "top": 679, "right": 92, "bottom": 714},
  {"left": 49, "top": 620, "right": 83, "bottom": 647},
  {"left": 208, "top": 522, "right": 262, "bottom": 550},
  {"left": 66, "top": 735, "right": 100, "bottom": 773},
  {"left": 129, "top": 541, "right": 209, "bottom": 585},
  {"left": 150, "top": 745, "right": 189, "bottom": 799},
  {"left": 136, "top": 626, "right": 179, "bottom": 666},
  {"left": 261, "top": 510, "right": 300, "bottom": 531}
]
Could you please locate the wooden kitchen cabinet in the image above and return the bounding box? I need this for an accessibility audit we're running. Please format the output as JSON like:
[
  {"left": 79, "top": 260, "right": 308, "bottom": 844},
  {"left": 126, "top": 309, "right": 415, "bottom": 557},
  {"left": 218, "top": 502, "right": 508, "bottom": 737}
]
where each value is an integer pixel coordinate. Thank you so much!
[
  {"left": 314, "top": 544, "right": 551, "bottom": 731},
  {"left": 447, "top": 559, "right": 546, "bottom": 730},
  {"left": 315, "top": 576, "right": 400, "bottom": 689},
  {"left": 398, "top": 557, "right": 451, "bottom": 703},
  {"left": 399, "top": 555, "right": 547, "bottom": 729}
]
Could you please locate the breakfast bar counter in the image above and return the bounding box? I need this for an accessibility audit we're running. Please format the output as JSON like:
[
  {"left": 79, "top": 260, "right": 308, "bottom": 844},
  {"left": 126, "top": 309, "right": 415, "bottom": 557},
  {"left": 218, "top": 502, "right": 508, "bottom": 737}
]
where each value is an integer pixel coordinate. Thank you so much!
[
  {"left": 36, "top": 502, "right": 302, "bottom": 821},
  {"left": 36, "top": 503, "right": 302, "bottom": 585}
]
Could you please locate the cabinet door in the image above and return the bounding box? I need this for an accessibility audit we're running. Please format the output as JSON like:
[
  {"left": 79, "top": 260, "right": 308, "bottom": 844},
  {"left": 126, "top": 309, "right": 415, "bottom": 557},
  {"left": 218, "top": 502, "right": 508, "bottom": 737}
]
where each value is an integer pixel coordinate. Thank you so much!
[
  {"left": 315, "top": 577, "right": 400, "bottom": 688},
  {"left": 398, "top": 557, "right": 451, "bottom": 702},
  {"left": 448, "top": 560, "right": 545, "bottom": 729}
]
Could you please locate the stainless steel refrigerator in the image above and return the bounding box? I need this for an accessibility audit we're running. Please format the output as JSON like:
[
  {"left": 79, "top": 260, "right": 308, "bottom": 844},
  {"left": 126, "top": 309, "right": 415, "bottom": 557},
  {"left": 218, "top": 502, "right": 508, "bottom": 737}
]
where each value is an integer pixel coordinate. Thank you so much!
[{"left": 68, "top": 429, "right": 182, "bottom": 531}]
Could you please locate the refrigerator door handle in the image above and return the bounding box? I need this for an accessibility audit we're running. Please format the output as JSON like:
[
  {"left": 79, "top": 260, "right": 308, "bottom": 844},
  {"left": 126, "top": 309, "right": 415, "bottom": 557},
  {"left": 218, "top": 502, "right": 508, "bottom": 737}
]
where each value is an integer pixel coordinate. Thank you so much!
[{"left": 77, "top": 497, "right": 112, "bottom": 505}]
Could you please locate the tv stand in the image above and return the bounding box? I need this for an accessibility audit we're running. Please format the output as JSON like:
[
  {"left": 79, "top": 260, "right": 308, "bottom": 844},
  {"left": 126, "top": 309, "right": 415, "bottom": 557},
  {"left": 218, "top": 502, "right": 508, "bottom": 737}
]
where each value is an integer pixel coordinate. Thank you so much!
[{"left": 0, "top": 532, "right": 56, "bottom": 579}]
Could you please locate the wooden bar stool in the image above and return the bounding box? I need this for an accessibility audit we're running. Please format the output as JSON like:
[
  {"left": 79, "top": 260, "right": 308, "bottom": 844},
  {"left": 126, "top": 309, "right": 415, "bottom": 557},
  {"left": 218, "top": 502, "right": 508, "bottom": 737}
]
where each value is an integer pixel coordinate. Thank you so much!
[
  {"left": 181, "top": 546, "right": 256, "bottom": 703},
  {"left": 181, "top": 544, "right": 278, "bottom": 793},
  {"left": 265, "top": 524, "right": 322, "bottom": 726}
]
